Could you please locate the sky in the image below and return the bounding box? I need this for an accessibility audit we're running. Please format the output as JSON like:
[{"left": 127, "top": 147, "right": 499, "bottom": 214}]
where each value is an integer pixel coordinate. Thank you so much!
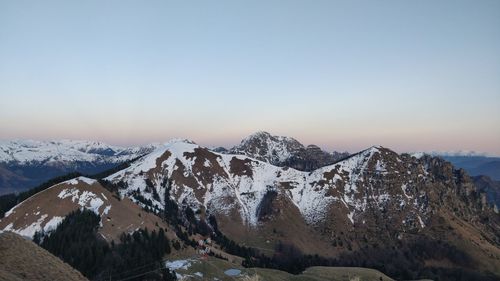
[{"left": 0, "top": 0, "right": 499, "bottom": 155}]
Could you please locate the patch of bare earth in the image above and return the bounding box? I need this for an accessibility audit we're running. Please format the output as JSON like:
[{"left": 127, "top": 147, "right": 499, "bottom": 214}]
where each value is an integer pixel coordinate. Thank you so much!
[{"left": 230, "top": 157, "right": 254, "bottom": 178}]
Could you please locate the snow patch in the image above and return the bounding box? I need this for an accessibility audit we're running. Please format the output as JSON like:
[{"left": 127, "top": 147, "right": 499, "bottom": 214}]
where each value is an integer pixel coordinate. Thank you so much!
[
  {"left": 0, "top": 139, "right": 157, "bottom": 165},
  {"left": 57, "top": 188, "right": 104, "bottom": 214},
  {"left": 417, "top": 215, "right": 425, "bottom": 228},
  {"left": 165, "top": 259, "right": 194, "bottom": 270},
  {"left": 43, "top": 216, "right": 64, "bottom": 232},
  {"left": 78, "top": 177, "right": 96, "bottom": 185},
  {"left": 102, "top": 205, "right": 112, "bottom": 216},
  {"left": 12, "top": 214, "right": 48, "bottom": 238}
]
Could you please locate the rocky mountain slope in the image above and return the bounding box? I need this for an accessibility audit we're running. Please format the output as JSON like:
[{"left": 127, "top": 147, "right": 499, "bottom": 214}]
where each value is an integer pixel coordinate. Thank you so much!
[
  {"left": 226, "top": 131, "right": 349, "bottom": 171},
  {"left": 0, "top": 140, "right": 158, "bottom": 194}
]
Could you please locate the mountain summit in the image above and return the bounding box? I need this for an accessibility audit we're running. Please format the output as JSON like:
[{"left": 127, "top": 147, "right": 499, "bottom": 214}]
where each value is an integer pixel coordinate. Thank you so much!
[{"left": 228, "top": 131, "right": 349, "bottom": 171}]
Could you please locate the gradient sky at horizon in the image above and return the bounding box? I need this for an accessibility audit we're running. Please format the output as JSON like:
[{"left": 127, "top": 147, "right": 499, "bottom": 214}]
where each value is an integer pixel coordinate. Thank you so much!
[{"left": 1, "top": 0, "right": 499, "bottom": 155}]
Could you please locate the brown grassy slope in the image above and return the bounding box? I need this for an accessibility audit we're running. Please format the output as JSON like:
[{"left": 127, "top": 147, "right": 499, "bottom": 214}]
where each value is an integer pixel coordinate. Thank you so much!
[
  {"left": 0, "top": 231, "right": 88, "bottom": 281},
  {"left": 216, "top": 190, "right": 337, "bottom": 257},
  {"left": 0, "top": 178, "right": 175, "bottom": 242},
  {"left": 431, "top": 210, "right": 500, "bottom": 275}
]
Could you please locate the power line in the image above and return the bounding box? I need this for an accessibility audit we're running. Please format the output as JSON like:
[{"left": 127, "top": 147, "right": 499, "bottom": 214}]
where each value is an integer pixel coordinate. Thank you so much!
[
  {"left": 95, "top": 255, "right": 190, "bottom": 281},
  {"left": 114, "top": 267, "right": 164, "bottom": 281}
]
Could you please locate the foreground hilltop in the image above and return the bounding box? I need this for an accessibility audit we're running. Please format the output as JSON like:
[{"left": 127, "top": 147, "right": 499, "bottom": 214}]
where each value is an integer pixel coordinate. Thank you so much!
[{"left": 0, "top": 231, "right": 88, "bottom": 281}]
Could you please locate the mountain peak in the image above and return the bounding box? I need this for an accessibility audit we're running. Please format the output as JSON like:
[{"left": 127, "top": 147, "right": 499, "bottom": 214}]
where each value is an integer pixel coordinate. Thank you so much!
[
  {"left": 163, "top": 138, "right": 197, "bottom": 146},
  {"left": 367, "top": 145, "right": 383, "bottom": 152},
  {"left": 245, "top": 130, "right": 272, "bottom": 138},
  {"left": 231, "top": 132, "right": 304, "bottom": 164},
  {"left": 227, "top": 132, "right": 351, "bottom": 171},
  {"left": 240, "top": 131, "right": 298, "bottom": 145}
]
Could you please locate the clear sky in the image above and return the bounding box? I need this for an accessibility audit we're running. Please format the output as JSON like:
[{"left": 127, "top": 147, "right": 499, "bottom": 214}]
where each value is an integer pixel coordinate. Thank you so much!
[{"left": 1, "top": 0, "right": 499, "bottom": 154}]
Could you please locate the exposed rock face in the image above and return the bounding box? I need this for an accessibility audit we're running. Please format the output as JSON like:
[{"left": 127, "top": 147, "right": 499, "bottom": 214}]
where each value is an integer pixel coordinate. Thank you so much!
[
  {"left": 283, "top": 144, "right": 350, "bottom": 171},
  {"left": 229, "top": 131, "right": 304, "bottom": 164},
  {"left": 227, "top": 131, "right": 349, "bottom": 171}
]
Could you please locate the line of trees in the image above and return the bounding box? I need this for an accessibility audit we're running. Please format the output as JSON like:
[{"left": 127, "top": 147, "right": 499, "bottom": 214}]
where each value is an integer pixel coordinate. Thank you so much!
[
  {"left": 34, "top": 209, "right": 176, "bottom": 281},
  {"left": 0, "top": 172, "right": 82, "bottom": 218}
]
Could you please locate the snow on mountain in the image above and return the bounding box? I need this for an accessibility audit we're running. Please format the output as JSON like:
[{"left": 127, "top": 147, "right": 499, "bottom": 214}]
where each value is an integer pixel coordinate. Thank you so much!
[
  {"left": 0, "top": 140, "right": 162, "bottom": 194},
  {"left": 0, "top": 139, "right": 157, "bottom": 164},
  {"left": 229, "top": 131, "right": 304, "bottom": 164},
  {"left": 106, "top": 139, "right": 430, "bottom": 229},
  {"left": 226, "top": 131, "right": 350, "bottom": 171},
  {"left": 0, "top": 176, "right": 169, "bottom": 241}
]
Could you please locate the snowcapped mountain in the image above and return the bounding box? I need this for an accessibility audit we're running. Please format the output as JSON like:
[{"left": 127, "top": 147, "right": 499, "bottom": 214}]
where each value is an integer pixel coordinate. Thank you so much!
[
  {"left": 229, "top": 131, "right": 304, "bottom": 163},
  {"left": 102, "top": 138, "right": 499, "bottom": 268},
  {"left": 0, "top": 139, "right": 156, "bottom": 164},
  {"left": 226, "top": 131, "right": 349, "bottom": 171},
  {"left": 0, "top": 140, "right": 158, "bottom": 194},
  {"left": 107, "top": 140, "right": 427, "bottom": 228}
]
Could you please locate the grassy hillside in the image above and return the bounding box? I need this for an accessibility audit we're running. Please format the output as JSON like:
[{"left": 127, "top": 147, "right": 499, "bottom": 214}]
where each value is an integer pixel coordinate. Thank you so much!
[
  {"left": 164, "top": 255, "right": 395, "bottom": 281},
  {"left": 0, "top": 231, "right": 88, "bottom": 281}
]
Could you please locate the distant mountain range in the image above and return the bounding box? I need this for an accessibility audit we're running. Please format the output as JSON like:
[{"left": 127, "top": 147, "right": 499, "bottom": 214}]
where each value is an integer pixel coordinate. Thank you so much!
[
  {"left": 439, "top": 155, "right": 500, "bottom": 181},
  {"left": 0, "top": 140, "right": 159, "bottom": 194}
]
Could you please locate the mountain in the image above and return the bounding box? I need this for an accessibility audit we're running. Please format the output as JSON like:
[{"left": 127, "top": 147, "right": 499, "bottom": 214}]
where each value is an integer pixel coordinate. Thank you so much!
[
  {"left": 227, "top": 131, "right": 349, "bottom": 171},
  {"left": 0, "top": 176, "right": 172, "bottom": 242},
  {"left": 101, "top": 138, "right": 500, "bottom": 279},
  {"left": 439, "top": 155, "right": 500, "bottom": 181},
  {"left": 0, "top": 140, "right": 158, "bottom": 195}
]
